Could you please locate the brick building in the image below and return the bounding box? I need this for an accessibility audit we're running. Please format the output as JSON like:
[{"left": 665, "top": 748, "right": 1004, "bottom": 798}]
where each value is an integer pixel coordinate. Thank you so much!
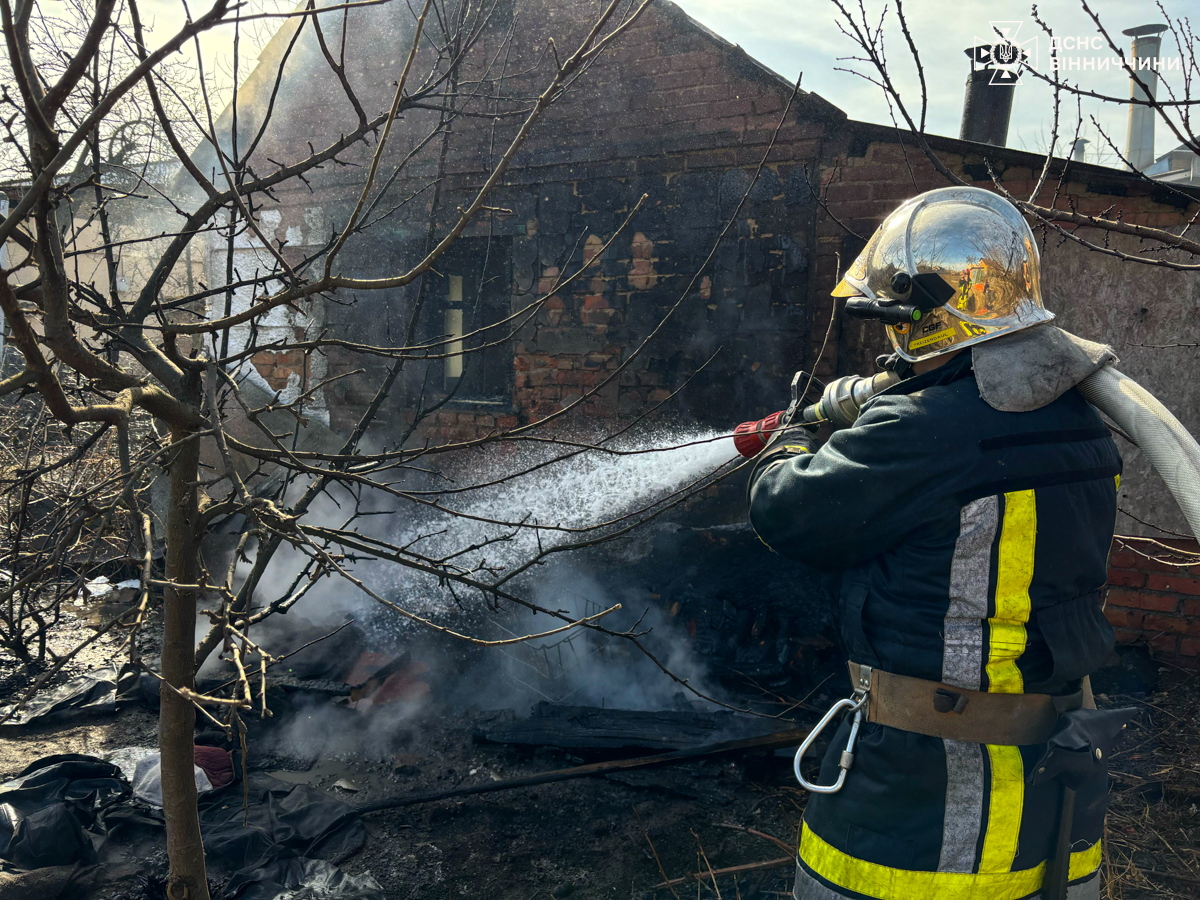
[{"left": 187, "top": 0, "right": 1200, "bottom": 665}]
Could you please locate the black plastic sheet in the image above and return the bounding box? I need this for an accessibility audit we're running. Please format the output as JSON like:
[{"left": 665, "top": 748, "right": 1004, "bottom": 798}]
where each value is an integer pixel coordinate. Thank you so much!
[
  {"left": 0, "top": 665, "right": 139, "bottom": 728},
  {"left": 0, "top": 756, "right": 371, "bottom": 900},
  {"left": 0, "top": 755, "right": 129, "bottom": 869},
  {"left": 197, "top": 774, "right": 366, "bottom": 880}
]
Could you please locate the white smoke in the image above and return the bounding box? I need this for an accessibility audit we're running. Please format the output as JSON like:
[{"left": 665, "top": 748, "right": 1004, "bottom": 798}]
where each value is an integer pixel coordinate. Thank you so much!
[{"left": 212, "top": 429, "right": 740, "bottom": 713}]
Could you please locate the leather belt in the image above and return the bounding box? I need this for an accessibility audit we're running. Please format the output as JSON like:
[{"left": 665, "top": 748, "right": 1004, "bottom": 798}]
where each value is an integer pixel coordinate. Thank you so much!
[{"left": 848, "top": 661, "right": 1085, "bottom": 745}]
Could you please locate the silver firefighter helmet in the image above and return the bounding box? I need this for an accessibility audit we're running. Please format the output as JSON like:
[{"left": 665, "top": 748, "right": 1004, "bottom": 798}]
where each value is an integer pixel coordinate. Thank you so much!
[{"left": 833, "top": 186, "right": 1053, "bottom": 362}]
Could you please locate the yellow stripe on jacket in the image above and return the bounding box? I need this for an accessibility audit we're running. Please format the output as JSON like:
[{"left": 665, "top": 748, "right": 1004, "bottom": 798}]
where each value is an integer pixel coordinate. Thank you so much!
[
  {"left": 798, "top": 823, "right": 1101, "bottom": 900},
  {"left": 978, "top": 744, "right": 1024, "bottom": 874},
  {"left": 986, "top": 490, "right": 1036, "bottom": 694}
]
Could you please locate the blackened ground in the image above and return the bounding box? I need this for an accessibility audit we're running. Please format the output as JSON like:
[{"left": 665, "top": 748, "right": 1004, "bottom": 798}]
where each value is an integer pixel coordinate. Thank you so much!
[
  {"left": 3, "top": 627, "right": 1198, "bottom": 899},
  {"left": 254, "top": 665, "right": 1200, "bottom": 900},
  {"left": 272, "top": 707, "right": 809, "bottom": 900},
  {"left": 0, "top": 602, "right": 162, "bottom": 777}
]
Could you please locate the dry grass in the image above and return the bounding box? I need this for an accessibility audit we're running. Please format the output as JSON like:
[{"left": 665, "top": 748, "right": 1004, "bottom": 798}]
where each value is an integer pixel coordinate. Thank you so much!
[{"left": 1103, "top": 667, "right": 1200, "bottom": 899}]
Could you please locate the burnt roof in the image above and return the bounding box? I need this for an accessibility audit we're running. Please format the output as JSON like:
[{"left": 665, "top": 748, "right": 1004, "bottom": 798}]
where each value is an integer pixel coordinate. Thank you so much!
[
  {"left": 655, "top": 0, "right": 846, "bottom": 124},
  {"left": 846, "top": 118, "right": 1200, "bottom": 207}
]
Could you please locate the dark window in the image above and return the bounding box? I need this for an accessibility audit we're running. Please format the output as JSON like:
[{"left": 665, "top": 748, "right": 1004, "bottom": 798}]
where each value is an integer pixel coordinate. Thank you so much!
[{"left": 431, "top": 236, "right": 512, "bottom": 406}]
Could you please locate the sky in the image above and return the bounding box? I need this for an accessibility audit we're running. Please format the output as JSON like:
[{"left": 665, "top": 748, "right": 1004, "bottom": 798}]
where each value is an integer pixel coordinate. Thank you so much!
[
  {"left": 672, "top": 0, "right": 1191, "bottom": 164},
  {"left": 134, "top": 0, "right": 1194, "bottom": 168}
]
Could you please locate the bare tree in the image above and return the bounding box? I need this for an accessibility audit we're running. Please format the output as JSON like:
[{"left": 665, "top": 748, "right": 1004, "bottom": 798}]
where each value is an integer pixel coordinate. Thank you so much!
[
  {"left": 0, "top": 0, "right": 825, "bottom": 895},
  {"left": 0, "top": 0, "right": 679, "bottom": 894}
]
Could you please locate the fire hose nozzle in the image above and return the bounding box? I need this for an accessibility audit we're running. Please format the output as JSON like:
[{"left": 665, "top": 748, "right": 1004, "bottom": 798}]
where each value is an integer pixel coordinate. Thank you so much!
[
  {"left": 734, "top": 369, "right": 903, "bottom": 458},
  {"left": 733, "top": 410, "right": 785, "bottom": 458}
]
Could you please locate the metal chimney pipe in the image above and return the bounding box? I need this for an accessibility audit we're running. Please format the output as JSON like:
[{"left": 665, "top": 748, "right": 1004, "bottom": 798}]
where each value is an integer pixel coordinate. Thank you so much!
[
  {"left": 960, "top": 46, "right": 1016, "bottom": 146},
  {"left": 1123, "top": 24, "right": 1167, "bottom": 171},
  {"left": 1071, "top": 138, "right": 1089, "bottom": 162}
]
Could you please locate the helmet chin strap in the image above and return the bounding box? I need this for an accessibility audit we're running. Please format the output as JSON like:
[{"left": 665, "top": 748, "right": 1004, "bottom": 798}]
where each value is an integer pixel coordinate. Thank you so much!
[{"left": 875, "top": 352, "right": 915, "bottom": 380}]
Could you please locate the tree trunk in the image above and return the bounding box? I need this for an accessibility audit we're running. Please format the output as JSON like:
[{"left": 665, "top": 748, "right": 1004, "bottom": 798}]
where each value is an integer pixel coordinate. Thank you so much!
[{"left": 160, "top": 432, "right": 210, "bottom": 900}]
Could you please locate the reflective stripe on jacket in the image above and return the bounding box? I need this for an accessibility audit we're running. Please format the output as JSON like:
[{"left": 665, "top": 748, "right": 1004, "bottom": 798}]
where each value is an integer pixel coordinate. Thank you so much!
[{"left": 748, "top": 353, "right": 1120, "bottom": 900}]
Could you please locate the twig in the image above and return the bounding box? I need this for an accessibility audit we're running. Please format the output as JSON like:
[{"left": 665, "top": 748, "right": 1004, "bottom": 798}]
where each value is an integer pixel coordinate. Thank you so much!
[
  {"left": 653, "top": 858, "right": 793, "bottom": 890},
  {"left": 691, "top": 829, "right": 724, "bottom": 900},
  {"left": 713, "top": 824, "right": 794, "bottom": 856},
  {"left": 643, "top": 827, "right": 681, "bottom": 900},
  {"left": 1139, "top": 869, "right": 1200, "bottom": 889}
]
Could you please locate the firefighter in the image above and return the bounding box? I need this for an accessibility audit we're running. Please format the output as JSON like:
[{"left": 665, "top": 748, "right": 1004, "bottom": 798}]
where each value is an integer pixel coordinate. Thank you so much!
[{"left": 746, "top": 187, "right": 1131, "bottom": 900}]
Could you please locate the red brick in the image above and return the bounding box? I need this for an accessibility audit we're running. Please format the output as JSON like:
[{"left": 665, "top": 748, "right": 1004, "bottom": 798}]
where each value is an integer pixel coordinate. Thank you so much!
[
  {"left": 705, "top": 98, "right": 754, "bottom": 118},
  {"left": 830, "top": 200, "right": 895, "bottom": 221},
  {"left": 824, "top": 183, "right": 873, "bottom": 204},
  {"left": 582, "top": 309, "right": 617, "bottom": 325},
  {"left": 1106, "top": 569, "right": 1146, "bottom": 588},
  {"left": 695, "top": 115, "right": 746, "bottom": 135},
  {"left": 1180, "top": 637, "right": 1200, "bottom": 657},
  {"left": 836, "top": 163, "right": 904, "bottom": 183},
  {"left": 1111, "top": 539, "right": 1200, "bottom": 574},
  {"left": 1145, "top": 558, "right": 1200, "bottom": 576},
  {"left": 556, "top": 370, "right": 592, "bottom": 386},
  {"left": 1148, "top": 633, "right": 1179, "bottom": 654},
  {"left": 1104, "top": 589, "right": 1180, "bottom": 613},
  {"left": 1104, "top": 549, "right": 1142, "bottom": 571},
  {"left": 1147, "top": 573, "right": 1200, "bottom": 596},
  {"left": 1111, "top": 627, "right": 1142, "bottom": 645},
  {"left": 1184, "top": 599, "right": 1200, "bottom": 617},
  {"left": 870, "top": 182, "right": 923, "bottom": 203},
  {"left": 753, "top": 95, "right": 784, "bottom": 116},
  {"left": 1142, "top": 614, "right": 1199, "bottom": 636},
  {"left": 1104, "top": 607, "right": 1144, "bottom": 630}
]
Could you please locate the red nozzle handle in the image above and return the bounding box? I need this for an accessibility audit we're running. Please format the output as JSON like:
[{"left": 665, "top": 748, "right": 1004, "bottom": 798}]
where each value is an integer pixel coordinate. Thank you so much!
[{"left": 733, "top": 410, "right": 785, "bottom": 458}]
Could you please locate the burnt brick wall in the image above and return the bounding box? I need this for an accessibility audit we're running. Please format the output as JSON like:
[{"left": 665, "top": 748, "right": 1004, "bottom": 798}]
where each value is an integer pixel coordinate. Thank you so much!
[
  {"left": 1106, "top": 537, "right": 1200, "bottom": 670},
  {"left": 269, "top": 0, "right": 846, "bottom": 445},
  {"left": 346, "top": 146, "right": 829, "bottom": 448}
]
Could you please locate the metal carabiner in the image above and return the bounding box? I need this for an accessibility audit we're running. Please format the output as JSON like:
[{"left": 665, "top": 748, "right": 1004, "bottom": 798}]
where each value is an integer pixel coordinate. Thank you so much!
[{"left": 793, "top": 692, "right": 867, "bottom": 794}]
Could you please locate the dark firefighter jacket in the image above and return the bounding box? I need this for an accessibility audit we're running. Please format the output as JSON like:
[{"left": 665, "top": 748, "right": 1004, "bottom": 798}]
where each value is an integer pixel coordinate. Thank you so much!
[{"left": 748, "top": 352, "right": 1121, "bottom": 900}]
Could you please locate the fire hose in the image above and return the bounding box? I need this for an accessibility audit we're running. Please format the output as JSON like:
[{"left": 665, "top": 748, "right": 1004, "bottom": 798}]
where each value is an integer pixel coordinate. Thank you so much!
[{"left": 1076, "top": 367, "right": 1200, "bottom": 540}]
